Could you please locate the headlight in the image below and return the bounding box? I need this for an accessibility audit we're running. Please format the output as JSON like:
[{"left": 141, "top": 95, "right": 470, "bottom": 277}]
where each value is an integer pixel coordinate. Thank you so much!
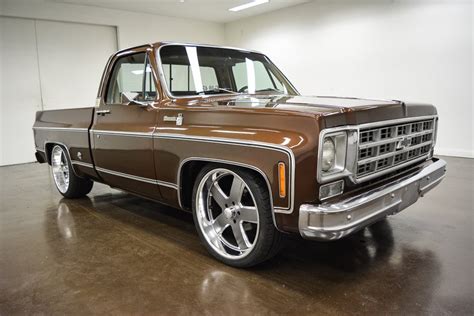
[
  {"left": 318, "top": 129, "right": 356, "bottom": 183},
  {"left": 321, "top": 138, "right": 336, "bottom": 171}
]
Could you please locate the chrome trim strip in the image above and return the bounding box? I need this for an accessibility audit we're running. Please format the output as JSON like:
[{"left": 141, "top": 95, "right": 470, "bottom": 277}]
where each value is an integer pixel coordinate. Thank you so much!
[
  {"left": 33, "top": 127, "right": 88, "bottom": 132},
  {"left": 156, "top": 180, "right": 179, "bottom": 189},
  {"left": 95, "top": 166, "right": 178, "bottom": 189},
  {"left": 155, "top": 133, "right": 295, "bottom": 214},
  {"left": 91, "top": 129, "right": 154, "bottom": 138},
  {"left": 177, "top": 157, "right": 282, "bottom": 230},
  {"left": 88, "top": 130, "right": 294, "bottom": 205},
  {"left": 89, "top": 129, "right": 294, "bottom": 209},
  {"left": 71, "top": 161, "right": 94, "bottom": 168}
]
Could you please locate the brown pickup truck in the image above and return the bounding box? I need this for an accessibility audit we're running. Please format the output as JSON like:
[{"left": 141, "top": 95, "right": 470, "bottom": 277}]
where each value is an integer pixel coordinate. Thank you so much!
[{"left": 33, "top": 42, "right": 447, "bottom": 267}]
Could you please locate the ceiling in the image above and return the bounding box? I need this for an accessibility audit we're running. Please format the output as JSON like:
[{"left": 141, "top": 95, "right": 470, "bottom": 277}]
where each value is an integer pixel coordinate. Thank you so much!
[{"left": 52, "top": 0, "right": 310, "bottom": 23}]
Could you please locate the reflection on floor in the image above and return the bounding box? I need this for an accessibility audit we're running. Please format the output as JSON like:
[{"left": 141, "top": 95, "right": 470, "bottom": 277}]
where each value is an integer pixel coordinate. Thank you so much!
[{"left": 0, "top": 156, "right": 472, "bottom": 314}]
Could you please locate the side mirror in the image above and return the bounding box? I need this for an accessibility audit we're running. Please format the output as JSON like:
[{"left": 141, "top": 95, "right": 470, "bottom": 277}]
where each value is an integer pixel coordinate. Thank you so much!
[{"left": 120, "top": 92, "right": 150, "bottom": 108}]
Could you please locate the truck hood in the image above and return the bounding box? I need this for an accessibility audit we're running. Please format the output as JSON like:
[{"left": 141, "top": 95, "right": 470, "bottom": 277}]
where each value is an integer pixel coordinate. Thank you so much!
[
  {"left": 207, "top": 95, "right": 400, "bottom": 114},
  {"left": 195, "top": 94, "right": 437, "bottom": 127}
]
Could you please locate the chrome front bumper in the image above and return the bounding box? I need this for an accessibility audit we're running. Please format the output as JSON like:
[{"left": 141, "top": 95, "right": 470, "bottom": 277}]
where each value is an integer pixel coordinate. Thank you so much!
[{"left": 299, "top": 159, "right": 447, "bottom": 241}]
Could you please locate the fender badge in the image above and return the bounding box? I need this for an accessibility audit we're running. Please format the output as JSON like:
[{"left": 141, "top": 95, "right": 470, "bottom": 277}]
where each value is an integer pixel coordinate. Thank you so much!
[
  {"left": 163, "top": 113, "right": 183, "bottom": 126},
  {"left": 176, "top": 113, "right": 183, "bottom": 126}
]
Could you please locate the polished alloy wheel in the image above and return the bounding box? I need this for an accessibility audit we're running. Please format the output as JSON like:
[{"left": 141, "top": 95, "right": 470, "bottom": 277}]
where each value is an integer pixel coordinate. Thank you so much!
[
  {"left": 51, "top": 146, "right": 70, "bottom": 193},
  {"left": 195, "top": 168, "right": 260, "bottom": 260}
]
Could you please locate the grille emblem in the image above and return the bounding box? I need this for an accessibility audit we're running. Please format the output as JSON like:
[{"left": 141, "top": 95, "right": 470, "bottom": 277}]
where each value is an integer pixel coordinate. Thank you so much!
[{"left": 396, "top": 137, "right": 411, "bottom": 150}]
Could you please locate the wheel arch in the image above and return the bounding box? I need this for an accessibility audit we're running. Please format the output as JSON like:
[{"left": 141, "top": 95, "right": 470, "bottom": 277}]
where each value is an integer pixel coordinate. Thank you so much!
[
  {"left": 44, "top": 142, "right": 56, "bottom": 165},
  {"left": 178, "top": 157, "right": 279, "bottom": 229},
  {"left": 44, "top": 141, "right": 83, "bottom": 178}
]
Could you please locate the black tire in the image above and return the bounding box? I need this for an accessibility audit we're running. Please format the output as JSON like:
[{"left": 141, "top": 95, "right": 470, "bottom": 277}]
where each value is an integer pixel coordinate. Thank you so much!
[
  {"left": 192, "top": 163, "right": 282, "bottom": 268},
  {"left": 50, "top": 145, "right": 93, "bottom": 198}
]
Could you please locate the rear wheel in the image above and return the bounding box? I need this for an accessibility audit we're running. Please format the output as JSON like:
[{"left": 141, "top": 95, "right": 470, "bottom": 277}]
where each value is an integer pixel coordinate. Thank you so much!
[
  {"left": 51, "top": 145, "right": 93, "bottom": 198},
  {"left": 192, "top": 164, "right": 282, "bottom": 267}
]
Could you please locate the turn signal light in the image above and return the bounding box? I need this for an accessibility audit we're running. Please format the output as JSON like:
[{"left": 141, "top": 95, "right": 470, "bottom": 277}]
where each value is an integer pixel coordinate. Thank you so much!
[
  {"left": 319, "top": 180, "right": 344, "bottom": 200},
  {"left": 278, "top": 162, "right": 286, "bottom": 198}
]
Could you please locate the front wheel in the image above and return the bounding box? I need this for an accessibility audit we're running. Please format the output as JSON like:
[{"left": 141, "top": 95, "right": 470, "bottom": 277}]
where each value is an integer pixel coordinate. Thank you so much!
[
  {"left": 192, "top": 164, "right": 282, "bottom": 268},
  {"left": 51, "top": 145, "right": 93, "bottom": 198}
]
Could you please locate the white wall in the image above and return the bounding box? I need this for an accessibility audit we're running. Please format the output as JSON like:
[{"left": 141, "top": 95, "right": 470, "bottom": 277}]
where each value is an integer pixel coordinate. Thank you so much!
[
  {"left": 1, "top": 0, "right": 472, "bottom": 164},
  {"left": 0, "top": 17, "right": 43, "bottom": 166},
  {"left": 0, "top": 0, "right": 225, "bottom": 166},
  {"left": 0, "top": 17, "right": 117, "bottom": 165},
  {"left": 0, "top": 0, "right": 225, "bottom": 49},
  {"left": 35, "top": 20, "right": 117, "bottom": 110},
  {"left": 225, "top": 0, "right": 473, "bottom": 158}
]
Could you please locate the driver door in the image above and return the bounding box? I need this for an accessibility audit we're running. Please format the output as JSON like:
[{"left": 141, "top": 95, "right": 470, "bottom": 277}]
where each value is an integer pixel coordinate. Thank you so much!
[{"left": 91, "top": 49, "right": 161, "bottom": 200}]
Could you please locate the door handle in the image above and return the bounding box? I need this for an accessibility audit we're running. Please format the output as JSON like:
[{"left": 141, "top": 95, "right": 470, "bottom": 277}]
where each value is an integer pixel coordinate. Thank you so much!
[{"left": 96, "top": 109, "right": 111, "bottom": 116}]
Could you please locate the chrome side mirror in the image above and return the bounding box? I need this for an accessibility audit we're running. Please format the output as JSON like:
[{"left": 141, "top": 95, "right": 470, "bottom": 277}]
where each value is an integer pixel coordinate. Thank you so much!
[{"left": 120, "top": 92, "right": 151, "bottom": 108}]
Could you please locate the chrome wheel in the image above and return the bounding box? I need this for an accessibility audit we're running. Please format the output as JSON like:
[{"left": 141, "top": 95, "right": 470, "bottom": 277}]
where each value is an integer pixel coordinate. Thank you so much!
[
  {"left": 51, "top": 146, "right": 70, "bottom": 193},
  {"left": 195, "top": 168, "right": 260, "bottom": 260}
]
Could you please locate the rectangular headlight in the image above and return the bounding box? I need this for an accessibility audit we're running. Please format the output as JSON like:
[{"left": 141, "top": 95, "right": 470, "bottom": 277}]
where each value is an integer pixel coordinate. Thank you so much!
[
  {"left": 321, "top": 132, "right": 347, "bottom": 175},
  {"left": 317, "top": 128, "right": 358, "bottom": 183}
]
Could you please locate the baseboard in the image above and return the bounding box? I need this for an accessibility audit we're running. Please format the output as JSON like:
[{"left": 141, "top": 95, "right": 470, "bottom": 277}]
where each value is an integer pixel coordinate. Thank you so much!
[
  {"left": 0, "top": 160, "right": 36, "bottom": 167},
  {"left": 435, "top": 148, "right": 474, "bottom": 158}
]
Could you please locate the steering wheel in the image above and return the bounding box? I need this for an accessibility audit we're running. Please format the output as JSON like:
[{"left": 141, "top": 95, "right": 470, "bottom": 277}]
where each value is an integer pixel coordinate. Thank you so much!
[{"left": 238, "top": 86, "right": 248, "bottom": 93}]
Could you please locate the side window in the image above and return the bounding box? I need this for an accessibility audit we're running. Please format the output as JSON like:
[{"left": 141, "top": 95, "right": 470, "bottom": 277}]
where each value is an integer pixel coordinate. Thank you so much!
[{"left": 106, "top": 52, "right": 156, "bottom": 104}]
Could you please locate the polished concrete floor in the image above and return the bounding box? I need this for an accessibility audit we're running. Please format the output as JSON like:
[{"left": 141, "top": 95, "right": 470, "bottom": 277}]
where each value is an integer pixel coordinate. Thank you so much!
[{"left": 0, "top": 156, "right": 472, "bottom": 315}]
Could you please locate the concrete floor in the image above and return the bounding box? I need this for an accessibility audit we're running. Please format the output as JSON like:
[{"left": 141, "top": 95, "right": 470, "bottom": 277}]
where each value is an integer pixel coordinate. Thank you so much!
[{"left": 0, "top": 156, "right": 472, "bottom": 315}]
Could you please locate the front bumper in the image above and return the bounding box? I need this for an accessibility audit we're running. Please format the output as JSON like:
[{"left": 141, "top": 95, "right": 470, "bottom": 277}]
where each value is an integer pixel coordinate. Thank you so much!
[{"left": 299, "top": 158, "right": 447, "bottom": 241}]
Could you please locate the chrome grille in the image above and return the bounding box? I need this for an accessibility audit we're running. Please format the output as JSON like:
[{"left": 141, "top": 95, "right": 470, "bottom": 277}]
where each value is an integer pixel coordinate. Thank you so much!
[{"left": 356, "top": 118, "right": 435, "bottom": 179}]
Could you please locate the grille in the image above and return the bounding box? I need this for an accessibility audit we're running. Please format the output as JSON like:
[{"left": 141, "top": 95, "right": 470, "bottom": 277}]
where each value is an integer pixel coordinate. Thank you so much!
[{"left": 356, "top": 118, "right": 435, "bottom": 179}]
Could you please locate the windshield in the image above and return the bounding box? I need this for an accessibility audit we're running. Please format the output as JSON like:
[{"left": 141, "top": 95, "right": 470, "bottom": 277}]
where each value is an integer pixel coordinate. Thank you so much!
[{"left": 158, "top": 45, "right": 297, "bottom": 97}]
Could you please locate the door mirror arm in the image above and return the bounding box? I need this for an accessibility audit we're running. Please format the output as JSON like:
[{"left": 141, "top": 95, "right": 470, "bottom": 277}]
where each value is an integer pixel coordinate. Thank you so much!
[
  {"left": 120, "top": 92, "right": 152, "bottom": 108},
  {"left": 130, "top": 100, "right": 151, "bottom": 108}
]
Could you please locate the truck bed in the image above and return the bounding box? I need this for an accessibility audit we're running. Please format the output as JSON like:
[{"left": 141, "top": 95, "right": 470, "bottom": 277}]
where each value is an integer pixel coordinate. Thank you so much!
[{"left": 33, "top": 107, "right": 95, "bottom": 178}]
